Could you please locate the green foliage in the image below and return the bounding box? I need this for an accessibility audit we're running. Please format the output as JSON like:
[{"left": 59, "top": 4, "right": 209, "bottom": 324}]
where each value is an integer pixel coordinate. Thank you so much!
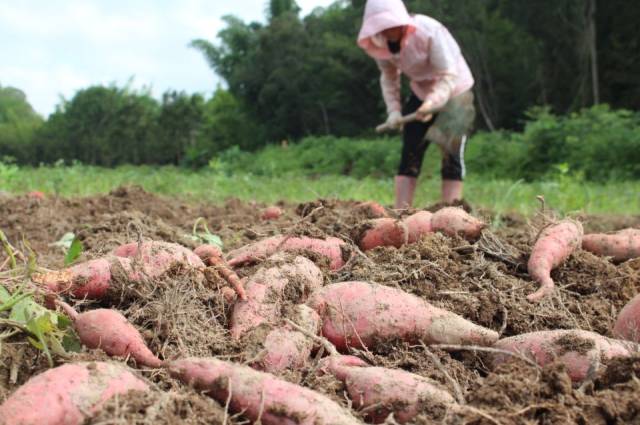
[
  {"left": 0, "top": 286, "right": 81, "bottom": 366},
  {"left": 210, "top": 136, "right": 400, "bottom": 178},
  {"left": 468, "top": 105, "right": 640, "bottom": 181},
  {"left": 0, "top": 85, "right": 43, "bottom": 163}
]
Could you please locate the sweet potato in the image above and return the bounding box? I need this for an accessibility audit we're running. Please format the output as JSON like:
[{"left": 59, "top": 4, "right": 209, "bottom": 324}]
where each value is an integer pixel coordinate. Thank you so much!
[
  {"left": 358, "top": 218, "right": 408, "bottom": 251},
  {"left": 355, "top": 201, "right": 389, "bottom": 218},
  {"left": 527, "top": 220, "right": 583, "bottom": 302},
  {"left": 319, "top": 355, "right": 455, "bottom": 423},
  {"left": 34, "top": 241, "right": 206, "bottom": 300},
  {"left": 307, "top": 281, "right": 498, "bottom": 351},
  {"left": 33, "top": 257, "right": 129, "bottom": 299},
  {"left": 430, "top": 207, "right": 485, "bottom": 240},
  {"left": 402, "top": 211, "right": 434, "bottom": 244},
  {"left": 195, "top": 244, "right": 247, "bottom": 300},
  {"left": 227, "top": 235, "right": 347, "bottom": 271},
  {"left": 614, "top": 294, "right": 640, "bottom": 342},
  {"left": 230, "top": 256, "right": 323, "bottom": 339},
  {"left": 167, "top": 357, "right": 361, "bottom": 425},
  {"left": 493, "top": 329, "right": 636, "bottom": 382},
  {"left": 582, "top": 228, "right": 640, "bottom": 263},
  {"left": 194, "top": 244, "right": 223, "bottom": 261},
  {"left": 27, "top": 190, "right": 45, "bottom": 200},
  {"left": 0, "top": 362, "right": 148, "bottom": 425},
  {"left": 59, "top": 301, "right": 162, "bottom": 368},
  {"left": 261, "top": 206, "right": 283, "bottom": 221},
  {"left": 111, "top": 240, "right": 204, "bottom": 269},
  {"left": 257, "top": 305, "right": 321, "bottom": 373}
]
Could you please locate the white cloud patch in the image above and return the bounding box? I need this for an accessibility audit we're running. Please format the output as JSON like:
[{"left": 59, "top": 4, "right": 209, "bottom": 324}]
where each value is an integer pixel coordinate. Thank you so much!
[{"left": 0, "top": 0, "right": 336, "bottom": 116}]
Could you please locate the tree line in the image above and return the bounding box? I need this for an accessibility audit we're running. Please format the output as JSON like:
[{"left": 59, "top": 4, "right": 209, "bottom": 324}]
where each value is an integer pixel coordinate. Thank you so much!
[{"left": 1, "top": 0, "right": 638, "bottom": 167}]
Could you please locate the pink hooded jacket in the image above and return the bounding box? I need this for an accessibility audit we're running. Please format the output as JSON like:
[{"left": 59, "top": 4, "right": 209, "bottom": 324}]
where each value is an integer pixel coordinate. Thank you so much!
[{"left": 358, "top": 0, "right": 474, "bottom": 114}]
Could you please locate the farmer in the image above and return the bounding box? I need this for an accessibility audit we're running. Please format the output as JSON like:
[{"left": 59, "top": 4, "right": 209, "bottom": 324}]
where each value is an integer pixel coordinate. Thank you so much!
[{"left": 358, "top": 0, "right": 476, "bottom": 208}]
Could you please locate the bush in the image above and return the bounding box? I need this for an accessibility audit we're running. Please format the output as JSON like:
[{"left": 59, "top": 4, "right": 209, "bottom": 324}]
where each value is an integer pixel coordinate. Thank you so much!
[
  {"left": 466, "top": 105, "right": 640, "bottom": 181},
  {"left": 209, "top": 136, "right": 401, "bottom": 178}
]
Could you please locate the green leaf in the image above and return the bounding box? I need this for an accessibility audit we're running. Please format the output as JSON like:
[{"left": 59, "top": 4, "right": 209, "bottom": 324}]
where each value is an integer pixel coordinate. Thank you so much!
[
  {"left": 64, "top": 238, "right": 83, "bottom": 266},
  {"left": 0, "top": 286, "right": 10, "bottom": 303},
  {"left": 201, "top": 234, "right": 223, "bottom": 249}
]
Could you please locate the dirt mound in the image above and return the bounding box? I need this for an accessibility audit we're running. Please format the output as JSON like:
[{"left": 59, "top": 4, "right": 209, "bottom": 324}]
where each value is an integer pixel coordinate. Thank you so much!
[{"left": 1, "top": 187, "right": 640, "bottom": 424}]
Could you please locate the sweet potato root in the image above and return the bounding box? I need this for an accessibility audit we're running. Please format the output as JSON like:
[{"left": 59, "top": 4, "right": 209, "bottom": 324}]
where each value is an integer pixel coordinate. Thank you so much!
[
  {"left": 527, "top": 220, "right": 583, "bottom": 302},
  {"left": 230, "top": 256, "right": 323, "bottom": 339},
  {"left": 614, "top": 294, "right": 640, "bottom": 342},
  {"left": 307, "top": 281, "right": 498, "bottom": 351},
  {"left": 430, "top": 207, "right": 485, "bottom": 240},
  {"left": 167, "top": 357, "right": 361, "bottom": 424},
  {"left": 257, "top": 305, "right": 321, "bottom": 373},
  {"left": 59, "top": 302, "right": 162, "bottom": 368},
  {"left": 195, "top": 244, "right": 247, "bottom": 300},
  {"left": 493, "top": 329, "right": 636, "bottom": 382},
  {"left": 261, "top": 206, "right": 283, "bottom": 221},
  {"left": 226, "top": 236, "right": 347, "bottom": 271},
  {"left": 582, "top": 228, "right": 640, "bottom": 263},
  {"left": 402, "top": 211, "right": 434, "bottom": 244},
  {"left": 0, "top": 362, "right": 148, "bottom": 425},
  {"left": 358, "top": 218, "right": 408, "bottom": 251},
  {"left": 355, "top": 201, "right": 389, "bottom": 218},
  {"left": 319, "top": 355, "right": 455, "bottom": 423}
]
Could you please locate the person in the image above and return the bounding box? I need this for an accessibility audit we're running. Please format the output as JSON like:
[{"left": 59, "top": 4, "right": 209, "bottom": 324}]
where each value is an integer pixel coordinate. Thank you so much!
[{"left": 357, "top": 0, "right": 476, "bottom": 208}]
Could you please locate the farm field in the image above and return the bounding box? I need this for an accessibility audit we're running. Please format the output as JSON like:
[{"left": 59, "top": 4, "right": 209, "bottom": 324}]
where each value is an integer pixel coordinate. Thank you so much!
[
  {"left": 1, "top": 186, "right": 639, "bottom": 424},
  {"left": 2, "top": 164, "right": 640, "bottom": 215}
]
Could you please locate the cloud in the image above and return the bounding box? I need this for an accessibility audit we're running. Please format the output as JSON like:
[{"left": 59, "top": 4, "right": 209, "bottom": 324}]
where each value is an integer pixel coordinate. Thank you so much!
[{"left": 0, "top": 0, "right": 336, "bottom": 116}]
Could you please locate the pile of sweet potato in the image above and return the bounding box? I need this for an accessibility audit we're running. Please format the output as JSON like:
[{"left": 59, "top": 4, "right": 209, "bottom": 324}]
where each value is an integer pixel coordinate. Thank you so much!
[{"left": 3, "top": 202, "right": 640, "bottom": 425}]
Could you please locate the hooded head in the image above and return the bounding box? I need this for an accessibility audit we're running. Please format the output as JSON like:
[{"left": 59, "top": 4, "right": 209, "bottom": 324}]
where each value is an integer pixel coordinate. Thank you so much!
[{"left": 357, "top": 0, "right": 416, "bottom": 59}]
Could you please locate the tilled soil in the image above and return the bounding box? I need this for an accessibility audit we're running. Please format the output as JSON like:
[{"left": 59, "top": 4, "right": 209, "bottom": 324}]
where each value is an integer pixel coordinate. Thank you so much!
[{"left": 1, "top": 186, "right": 640, "bottom": 424}]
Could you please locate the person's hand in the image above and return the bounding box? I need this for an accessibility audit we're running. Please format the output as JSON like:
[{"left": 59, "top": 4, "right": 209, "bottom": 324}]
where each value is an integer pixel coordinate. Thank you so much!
[
  {"left": 386, "top": 110, "right": 403, "bottom": 130},
  {"left": 416, "top": 100, "right": 434, "bottom": 122}
]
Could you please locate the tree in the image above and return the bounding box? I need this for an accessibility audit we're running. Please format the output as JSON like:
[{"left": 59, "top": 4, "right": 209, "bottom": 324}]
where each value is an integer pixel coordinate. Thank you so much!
[{"left": 0, "top": 85, "right": 43, "bottom": 162}]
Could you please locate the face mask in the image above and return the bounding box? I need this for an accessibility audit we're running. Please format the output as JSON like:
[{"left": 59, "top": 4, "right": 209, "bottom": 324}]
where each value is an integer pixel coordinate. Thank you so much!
[{"left": 387, "top": 40, "right": 402, "bottom": 54}]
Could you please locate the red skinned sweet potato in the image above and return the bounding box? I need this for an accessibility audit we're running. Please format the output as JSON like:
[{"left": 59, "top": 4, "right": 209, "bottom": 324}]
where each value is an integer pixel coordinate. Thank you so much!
[
  {"left": 167, "top": 357, "right": 361, "bottom": 425},
  {"left": 0, "top": 362, "right": 148, "bottom": 425},
  {"left": 319, "top": 355, "right": 455, "bottom": 423},
  {"left": 614, "top": 294, "right": 640, "bottom": 342},
  {"left": 493, "top": 329, "right": 636, "bottom": 382},
  {"left": 58, "top": 302, "right": 162, "bottom": 368},
  {"left": 355, "top": 201, "right": 389, "bottom": 218},
  {"left": 227, "top": 236, "right": 347, "bottom": 271},
  {"left": 230, "top": 256, "right": 323, "bottom": 339},
  {"left": 430, "top": 207, "right": 485, "bottom": 240},
  {"left": 527, "top": 220, "right": 583, "bottom": 302},
  {"left": 112, "top": 241, "right": 204, "bottom": 269},
  {"left": 582, "top": 228, "right": 640, "bottom": 263},
  {"left": 261, "top": 206, "right": 283, "bottom": 221},
  {"left": 33, "top": 257, "right": 129, "bottom": 299},
  {"left": 194, "top": 244, "right": 223, "bottom": 261},
  {"left": 257, "top": 305, "right": 321, "bottom": 373},
  {"left": 358, "top": 218, "right": 408, "bottom": 251},
  {"left": 307, "top": 281, "right": 498, "bottom": 351},
  {"left": 34, "top": 241, "right": 206, "bottom": 300},
  {"left": 402, "top": 211, "right": 434, "bottom": 244}
]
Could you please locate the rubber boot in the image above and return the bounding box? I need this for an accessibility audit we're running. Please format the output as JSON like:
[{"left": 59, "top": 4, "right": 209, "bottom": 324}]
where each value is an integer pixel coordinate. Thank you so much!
[
  {"left": 442, "top": 179, "right": 463, "bottom": 204},
  {"left": 394, "top": 176, "right": 417, "bottom": 209}
]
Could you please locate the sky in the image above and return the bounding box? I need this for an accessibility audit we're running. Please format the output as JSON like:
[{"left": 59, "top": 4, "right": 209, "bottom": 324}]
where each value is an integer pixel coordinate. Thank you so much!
[{"left": 0, "top": 0, "right": 336, "bottom": 117}]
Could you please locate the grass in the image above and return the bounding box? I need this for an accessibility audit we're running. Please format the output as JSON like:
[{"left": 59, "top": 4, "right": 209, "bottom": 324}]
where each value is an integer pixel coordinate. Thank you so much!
[{"left": 2, "top": 163, "right": 639, "bottom": 216}]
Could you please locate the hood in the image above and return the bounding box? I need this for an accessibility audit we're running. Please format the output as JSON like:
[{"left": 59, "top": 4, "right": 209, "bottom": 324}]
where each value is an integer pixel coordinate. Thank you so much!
[{"left": 357, "top": 0, "right": 416, "bottom": 59}]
